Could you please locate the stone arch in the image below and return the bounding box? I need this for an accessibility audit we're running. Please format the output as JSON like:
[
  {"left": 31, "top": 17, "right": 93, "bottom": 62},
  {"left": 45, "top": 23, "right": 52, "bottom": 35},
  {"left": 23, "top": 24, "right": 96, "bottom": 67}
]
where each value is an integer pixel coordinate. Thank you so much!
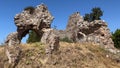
[{"left": 5, "top": 4, "right": 59, "bottom": 64}]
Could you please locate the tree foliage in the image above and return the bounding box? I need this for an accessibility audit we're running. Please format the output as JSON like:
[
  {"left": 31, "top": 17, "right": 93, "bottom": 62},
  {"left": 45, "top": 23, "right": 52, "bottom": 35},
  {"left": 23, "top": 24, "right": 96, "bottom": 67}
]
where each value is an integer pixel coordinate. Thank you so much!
[
  {"left": 27, "top": 30, "right": 40, "bottom": 43},
  {"left": 112, "top": 29, "right": 120, "bottom": 49},
  {"left": 84, "top": 7, "right": 103, "bottom": 22},
  {"left": 84, "top": 14, "right": 91, "bottom": 22}
]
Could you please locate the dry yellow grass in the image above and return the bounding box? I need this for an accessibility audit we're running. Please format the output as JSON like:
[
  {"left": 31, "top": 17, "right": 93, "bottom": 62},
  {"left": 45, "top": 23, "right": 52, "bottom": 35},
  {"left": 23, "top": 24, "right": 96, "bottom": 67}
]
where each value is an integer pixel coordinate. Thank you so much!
[
  {"left": 0, "top": 42, "right": 120, "bottom": 68},
  {"left": 0, "top": 46, "right": 4, "bottom": 52}
]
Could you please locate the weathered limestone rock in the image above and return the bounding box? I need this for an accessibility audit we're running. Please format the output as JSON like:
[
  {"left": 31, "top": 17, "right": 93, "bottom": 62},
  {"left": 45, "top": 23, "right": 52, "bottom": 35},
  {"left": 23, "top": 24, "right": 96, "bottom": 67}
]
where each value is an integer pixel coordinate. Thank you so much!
[
  {"left": 5, "top": 4, "right": 59, "bottom": 64},
  {"left": 41, "top": 28, "right": 59, "bottom": 54},
  {"left": 55, "top": 12, "right": 114, "bottom": 49},
  {"left": 5, "top": 32, "right": 21, "bottom": 63}
]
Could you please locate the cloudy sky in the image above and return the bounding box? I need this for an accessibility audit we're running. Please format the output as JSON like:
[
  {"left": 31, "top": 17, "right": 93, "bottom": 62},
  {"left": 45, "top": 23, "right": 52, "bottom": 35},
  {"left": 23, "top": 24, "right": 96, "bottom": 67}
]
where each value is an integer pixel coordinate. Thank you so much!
[{"left": 0, "top": 0, "right": 120, "bottom": 44}]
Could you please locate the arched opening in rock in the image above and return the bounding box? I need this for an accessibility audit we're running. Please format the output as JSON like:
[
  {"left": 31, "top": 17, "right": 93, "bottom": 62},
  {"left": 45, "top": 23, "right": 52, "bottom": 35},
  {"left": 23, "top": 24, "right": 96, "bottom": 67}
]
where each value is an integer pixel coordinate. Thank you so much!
[
  {"left": 26, "top": 30, "right": 42, "bottom": 43},
  {"left": 21, "top": 34, "right": 29, "bottom": 43},
  {"left": 5, "top": 4, "right": 60, "bottom": 64},
  {"left": 19, "top": 29, "right": 43, "bottom": 44}
]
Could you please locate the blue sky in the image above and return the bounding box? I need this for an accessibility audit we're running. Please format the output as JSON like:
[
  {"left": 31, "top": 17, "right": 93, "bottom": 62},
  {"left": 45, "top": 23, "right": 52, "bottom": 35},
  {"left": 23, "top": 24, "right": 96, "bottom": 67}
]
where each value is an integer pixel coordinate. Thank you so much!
[{"left": 0, "top": 0, "right": 120, "bottom": 44}]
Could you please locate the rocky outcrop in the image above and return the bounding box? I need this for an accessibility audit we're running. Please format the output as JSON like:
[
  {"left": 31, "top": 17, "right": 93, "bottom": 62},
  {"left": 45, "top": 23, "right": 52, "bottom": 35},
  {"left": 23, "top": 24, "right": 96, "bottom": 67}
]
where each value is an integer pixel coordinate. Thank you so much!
[
  {"left": 41, "top": 28, "right": 59, "bottom": 54},
  {"left": 4, "top": 3, "right": 116, "bottom": 65},
  {"left": 5, "top": 4, "right": 59, "bottom": 64},
  {"left": 5, "top": 32, "right": 21, "bottom": 64},
  {"left": 55, "top": 12, "right": 114, "bottom": 49}
]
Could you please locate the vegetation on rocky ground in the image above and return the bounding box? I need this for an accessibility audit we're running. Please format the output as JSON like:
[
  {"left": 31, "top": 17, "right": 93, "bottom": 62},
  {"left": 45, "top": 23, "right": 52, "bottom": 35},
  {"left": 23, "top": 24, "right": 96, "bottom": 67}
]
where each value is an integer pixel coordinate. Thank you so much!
[
  {"left": 84, "top": 7, "right": 103, "bottom": 22},
  {"left": 0, "top": 42, "right": 120, "bottom": 68},
  {"left": 27, "top": 30, "right": 41, "bottom": 43},
  {"left": 60, "top": 37, "right": 73, "bottom": 43},
  {"left": 112, "top": 29, "right": 120, "bottom": 49}
]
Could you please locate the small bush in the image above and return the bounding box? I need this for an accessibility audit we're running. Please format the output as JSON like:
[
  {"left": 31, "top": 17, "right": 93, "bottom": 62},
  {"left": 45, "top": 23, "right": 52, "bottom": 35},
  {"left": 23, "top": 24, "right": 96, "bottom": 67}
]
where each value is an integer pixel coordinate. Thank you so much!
[
  {"left": 27, "top": 30, "right": 41, "bottom": 43},
  {"left": 112, "top": 29, "right": 120, "bottom": 49},
  {"left": 24, "top": 6, "right": 35, "bottom": 14},
  {"left": 84, "top": 7, "right": 103, "bottom": 22},
  {"left": 60, "top": 37, "right": 73, "bottom": 43}
]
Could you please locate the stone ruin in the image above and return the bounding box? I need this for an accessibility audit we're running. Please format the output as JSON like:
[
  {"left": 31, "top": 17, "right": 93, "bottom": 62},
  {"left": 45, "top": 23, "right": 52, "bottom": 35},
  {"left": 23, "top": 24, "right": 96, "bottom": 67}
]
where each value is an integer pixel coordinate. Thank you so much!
[
  {"left": 5, "top": 4, "right": 59, "bottom": 64},
  {"left": 54, "top": 12, "right": 115, "bottom": 50},
  {"left": 4, "top": 4, "right": 117, "bottom": 64}
]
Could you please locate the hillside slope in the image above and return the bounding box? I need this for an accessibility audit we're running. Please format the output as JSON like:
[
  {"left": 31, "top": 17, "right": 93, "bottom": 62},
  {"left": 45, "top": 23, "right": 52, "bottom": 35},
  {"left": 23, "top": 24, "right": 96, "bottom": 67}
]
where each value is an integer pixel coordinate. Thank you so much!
[{"left": 0, "top": 42, "right": 120, "bottom": 68}]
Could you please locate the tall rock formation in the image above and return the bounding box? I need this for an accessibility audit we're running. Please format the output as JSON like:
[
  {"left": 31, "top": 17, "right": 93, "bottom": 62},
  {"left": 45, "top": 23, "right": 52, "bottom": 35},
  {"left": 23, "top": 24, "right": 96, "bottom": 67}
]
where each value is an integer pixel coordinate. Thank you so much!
[
  {"left": 5, "top": 4, "right": 59, "bottom": 64},
  {"left": 55, "top": 12, "right": 114, "bottom": 49},
  {"left": 4, "top": 3, "right": 116, "bottom": 65}
]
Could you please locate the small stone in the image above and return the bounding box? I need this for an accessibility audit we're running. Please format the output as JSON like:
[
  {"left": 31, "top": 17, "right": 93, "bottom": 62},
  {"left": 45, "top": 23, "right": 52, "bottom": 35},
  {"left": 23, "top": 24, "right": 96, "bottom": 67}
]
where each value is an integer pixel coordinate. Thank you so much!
[
  {"left": 106, "top": 55, "right": 109, "bottom": 58},
  {"left": 30, "top": 56, "right": 35, "bottom": 60}
]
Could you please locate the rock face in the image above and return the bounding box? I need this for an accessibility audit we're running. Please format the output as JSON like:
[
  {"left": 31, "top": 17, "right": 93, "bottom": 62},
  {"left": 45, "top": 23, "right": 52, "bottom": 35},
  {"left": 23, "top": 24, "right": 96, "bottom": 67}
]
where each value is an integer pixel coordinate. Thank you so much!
[
  {"left": 55, "top": 12, "right": 114, "bottom": 49},
  {"left": 14, "top": 4, "right": 54, "bottom": 39},
  {"left": 41, "top": 28, "right": 60, "bottom": 54},
  {"left": 5, "top": 32, "right": 21, "bottom": 63},
  {"left": 5, "top": 4, "right": 59, "bottom": 64}
]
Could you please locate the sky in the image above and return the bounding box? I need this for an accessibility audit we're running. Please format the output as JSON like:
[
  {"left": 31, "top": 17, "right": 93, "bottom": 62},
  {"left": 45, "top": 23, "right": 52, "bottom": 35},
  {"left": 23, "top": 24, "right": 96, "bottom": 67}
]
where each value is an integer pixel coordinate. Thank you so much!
[{"left": 0, "top": 0, "right": 120, "bottom": 44}]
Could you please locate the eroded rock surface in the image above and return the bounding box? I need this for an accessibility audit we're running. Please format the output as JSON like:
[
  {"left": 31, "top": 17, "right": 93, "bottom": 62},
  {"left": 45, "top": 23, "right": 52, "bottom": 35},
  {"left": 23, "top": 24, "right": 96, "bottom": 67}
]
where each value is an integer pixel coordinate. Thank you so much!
[
  {"left": 55, "top": 12, "right": 114, "bottom": 49},
  {"left": 5, "top": 32, "right": 21, "bottom": 64},
  {"left": 41, "top": 29, "right": 59, "bottom": 54},
  {"left": 5, "top": 4, "right": 59, "bottom": 64},
  {"left": 4, "top": 4, "right": 116, "bottom": 66}
]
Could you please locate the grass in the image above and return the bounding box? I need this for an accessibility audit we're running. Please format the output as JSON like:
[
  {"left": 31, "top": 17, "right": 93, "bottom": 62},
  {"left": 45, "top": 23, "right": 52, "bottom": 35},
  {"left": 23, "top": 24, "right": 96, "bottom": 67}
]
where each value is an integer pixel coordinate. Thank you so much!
[
  {"left": 0, "top": 42, "right": 120, "bottom": 68},
  {"left": 60, "top": 37, "right": 73, "bottom": 43}
]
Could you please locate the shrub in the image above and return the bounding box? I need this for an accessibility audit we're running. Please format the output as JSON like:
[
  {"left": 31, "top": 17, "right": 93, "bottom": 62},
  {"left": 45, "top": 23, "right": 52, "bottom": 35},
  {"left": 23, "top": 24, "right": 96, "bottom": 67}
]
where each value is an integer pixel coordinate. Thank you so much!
[
  {"left": 24, "top": 6, "right": 35, "bottom": 14},
  {"left": 60, "top": 37, "right": 73, "bottom": 43},
  {"left": 27, "top": 30, "right": 40, "bottom": 43},
  {"left": 84, "top": 7, "right": 103, "bottom": 22},
  {"left": 112, "top": 29, "right": 120, "bottom": 49}
]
